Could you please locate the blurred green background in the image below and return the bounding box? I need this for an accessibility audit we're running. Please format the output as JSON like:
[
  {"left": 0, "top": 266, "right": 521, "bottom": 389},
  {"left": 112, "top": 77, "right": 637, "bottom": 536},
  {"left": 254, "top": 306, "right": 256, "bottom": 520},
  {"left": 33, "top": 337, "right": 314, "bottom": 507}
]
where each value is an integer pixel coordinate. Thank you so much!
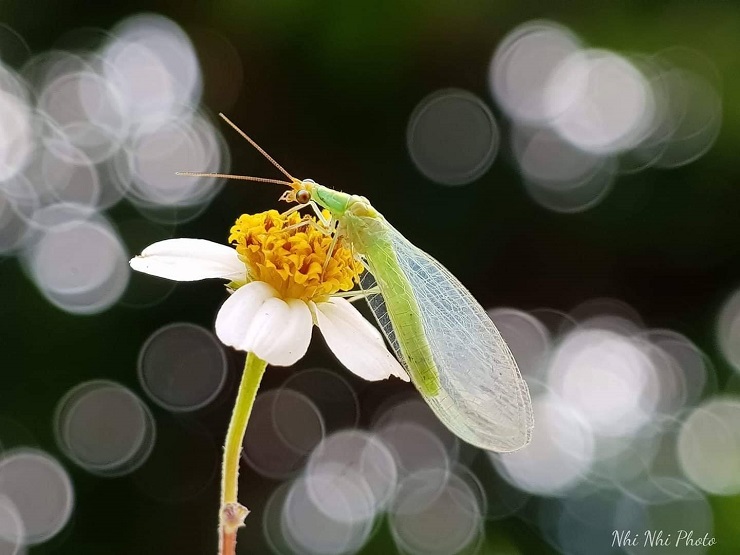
[{"left": 2, "top": 1, "right": 740, "bottom": 554}]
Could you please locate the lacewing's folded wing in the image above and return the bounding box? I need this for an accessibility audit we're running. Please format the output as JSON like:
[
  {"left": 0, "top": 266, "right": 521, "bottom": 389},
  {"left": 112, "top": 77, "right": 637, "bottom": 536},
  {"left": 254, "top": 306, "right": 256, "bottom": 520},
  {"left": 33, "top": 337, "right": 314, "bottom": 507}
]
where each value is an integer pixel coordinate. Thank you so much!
[{"left": 361, "top": 222, "right": 533, "bottom": 452}]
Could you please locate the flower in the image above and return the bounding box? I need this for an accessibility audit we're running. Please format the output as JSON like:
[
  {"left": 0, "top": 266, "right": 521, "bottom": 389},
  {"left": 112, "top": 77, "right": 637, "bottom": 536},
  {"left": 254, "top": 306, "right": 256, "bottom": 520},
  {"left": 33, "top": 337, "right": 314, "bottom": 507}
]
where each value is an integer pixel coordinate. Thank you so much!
[{"left": 130, "top": 209, "right": 408, "bottom": 382}]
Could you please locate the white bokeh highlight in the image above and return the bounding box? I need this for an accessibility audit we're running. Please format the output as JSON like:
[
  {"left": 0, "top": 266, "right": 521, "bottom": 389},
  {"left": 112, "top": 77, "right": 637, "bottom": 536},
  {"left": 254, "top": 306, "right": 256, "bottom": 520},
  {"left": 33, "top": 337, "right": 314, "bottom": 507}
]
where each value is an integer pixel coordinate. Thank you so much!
[
  {"left": 545, "top": 49, "right": 655, "bottom": 154},
  {"left": 281, "top": 475, "right": 374, "bottom": 555},
  {"left": 306, "top": 430, "right": 398, "bottom": 523},
  {"left": 717, "top": 288, "right": 740, "bottom": 374},
  {"left": 547, "top": 328, "right": 658, "bottom": 438},
  {"left": 677, "top": 397, "right": 740, "bottom": 496},
  {"left": 0, "top": 14, "right": 231, "bottom": 316},
  {"left": 101, "top": 14, "right": 202, "bottom": 124},
  {"left": 242, "top": 389, "right": 325, "bottom": 480},
  {"left": 0, "top": 449, "right": 73, "bottom": 545},
  {"left": 54, "top": 380, "right": 156, "bottom": 476},
  {"left": 389, "top": 468, "right": 483, "bottom": 555},
  {"left": 22, "top": 209, "right": 129, "bottom": 315},
  {"left": 490, "top": 19, "right": 722, "bottom": 213},
  {"left": 490, "top": 21, "right": 582, "bottom": 124},
  {"left": 494, "top": 395, "right": 594, "bottom": 495},
  {"left": 138, "top": 322, "right": 227, "bottom": 412},
  {"left": 407, "top": 89, "right": 499, "bottom": 186}
]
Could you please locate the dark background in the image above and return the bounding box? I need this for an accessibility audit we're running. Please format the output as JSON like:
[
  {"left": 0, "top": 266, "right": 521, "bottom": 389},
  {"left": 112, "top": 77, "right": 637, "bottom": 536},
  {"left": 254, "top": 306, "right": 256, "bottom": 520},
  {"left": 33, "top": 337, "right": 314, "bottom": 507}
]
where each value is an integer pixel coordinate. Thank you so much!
[{"left": 2, "top": 1, "right": 740, "bottom": 554}]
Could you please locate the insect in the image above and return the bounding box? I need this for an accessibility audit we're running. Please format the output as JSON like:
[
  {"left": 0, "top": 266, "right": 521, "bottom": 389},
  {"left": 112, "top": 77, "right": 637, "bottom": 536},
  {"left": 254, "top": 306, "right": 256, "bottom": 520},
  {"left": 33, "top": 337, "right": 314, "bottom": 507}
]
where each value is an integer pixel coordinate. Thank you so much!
[{"left": 182, "top": 114, "right": 534, "bottom": 452}]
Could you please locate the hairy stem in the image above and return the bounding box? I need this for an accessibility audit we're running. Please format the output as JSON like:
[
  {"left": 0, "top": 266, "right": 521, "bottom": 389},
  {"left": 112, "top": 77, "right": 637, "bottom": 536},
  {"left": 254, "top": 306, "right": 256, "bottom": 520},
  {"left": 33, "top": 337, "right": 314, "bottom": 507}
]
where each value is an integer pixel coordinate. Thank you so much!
[{"left": 219, "top": 351, "right": 267, "bottom": 555}]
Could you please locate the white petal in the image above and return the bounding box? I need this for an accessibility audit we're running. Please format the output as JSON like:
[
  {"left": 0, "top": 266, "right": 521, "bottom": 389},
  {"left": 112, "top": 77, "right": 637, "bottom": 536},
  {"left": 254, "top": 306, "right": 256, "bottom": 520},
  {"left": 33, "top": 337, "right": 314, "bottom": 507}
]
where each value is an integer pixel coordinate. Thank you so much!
[
  {"left": 244, "top": 298, "right": 313, "bottom": 366},
  {"left": 215, "top": 282, "right": 313, "bottom": 366},
  {"left": 215, "top": 281, "right": 277, "bottom": 348},
  {"left": 130, "top": 239, "right": 245, "bottom": 281},
  {"left": 313, "top": 297, "right": 409, "bottom": 382}
]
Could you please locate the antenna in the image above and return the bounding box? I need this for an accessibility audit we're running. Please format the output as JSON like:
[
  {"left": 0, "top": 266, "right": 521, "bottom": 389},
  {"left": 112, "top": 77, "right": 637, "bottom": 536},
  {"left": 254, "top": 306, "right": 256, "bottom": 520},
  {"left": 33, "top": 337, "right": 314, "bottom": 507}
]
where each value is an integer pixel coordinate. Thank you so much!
[
  {"left": 218, "top": 113, "right": 295, "bottom": 181},
  {"left": 175, "top": 172, "right": 293, "bottom": 186}
]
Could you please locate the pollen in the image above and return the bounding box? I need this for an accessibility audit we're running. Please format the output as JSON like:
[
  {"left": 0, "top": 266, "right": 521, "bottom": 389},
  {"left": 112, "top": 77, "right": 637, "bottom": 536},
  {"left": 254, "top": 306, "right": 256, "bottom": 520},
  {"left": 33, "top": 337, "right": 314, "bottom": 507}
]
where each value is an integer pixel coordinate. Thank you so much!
[{"left": 228, "top": 210, "right": 364, "bottom": 302}]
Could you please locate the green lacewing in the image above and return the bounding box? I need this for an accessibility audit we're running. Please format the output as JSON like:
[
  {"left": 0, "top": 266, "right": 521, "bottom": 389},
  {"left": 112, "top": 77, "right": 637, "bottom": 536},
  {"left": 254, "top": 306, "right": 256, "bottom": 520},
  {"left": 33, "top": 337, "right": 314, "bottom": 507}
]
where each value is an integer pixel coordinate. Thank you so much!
[{"left": 181, "top": 114, "right": 533, "bottom": 452}]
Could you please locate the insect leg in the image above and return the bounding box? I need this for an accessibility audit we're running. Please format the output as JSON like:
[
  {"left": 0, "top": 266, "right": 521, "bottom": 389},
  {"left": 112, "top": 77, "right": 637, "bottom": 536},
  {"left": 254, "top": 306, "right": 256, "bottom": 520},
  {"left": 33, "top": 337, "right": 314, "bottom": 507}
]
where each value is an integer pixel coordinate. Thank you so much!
[
  {"left": 348, "top": 292, "right": 374, "bottom": 303},
  {"left": 321, "top": 220, "right": 342, "bottom": 276},
  {"left": 327, "top": 289, "right": 380, "bottom": 304},
  {"left": 354, "top": 254, "right": 371, "bottom": 273},
  {"left": 280, "top": 203, "right": 309, "bottom": 218},
  {"left": 305, "top": 200, "right": 333, "bottom": 228},
  {"left": 280, "top": 216, "right": 334, "bottom": 235},
  {"left": 280, "top": 201, "right": 334, "bottom": 235}
]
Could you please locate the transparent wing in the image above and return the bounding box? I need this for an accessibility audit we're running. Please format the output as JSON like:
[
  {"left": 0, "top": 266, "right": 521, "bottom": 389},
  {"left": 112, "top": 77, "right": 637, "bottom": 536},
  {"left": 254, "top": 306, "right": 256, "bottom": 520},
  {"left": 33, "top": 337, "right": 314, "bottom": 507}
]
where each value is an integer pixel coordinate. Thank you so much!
[{"left": 361, "top": 224, "right": 533, "bottom": 452}]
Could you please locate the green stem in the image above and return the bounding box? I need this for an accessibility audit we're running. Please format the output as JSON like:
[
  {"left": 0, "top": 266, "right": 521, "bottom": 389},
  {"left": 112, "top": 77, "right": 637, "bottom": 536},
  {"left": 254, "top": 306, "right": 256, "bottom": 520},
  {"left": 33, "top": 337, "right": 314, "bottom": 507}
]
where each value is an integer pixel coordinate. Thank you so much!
[
  {"left": 222, "top": 351, "right": 267, "bottom": 504},
  {"left": 219, "top": 351, "right": 267, "bottom": 553}
]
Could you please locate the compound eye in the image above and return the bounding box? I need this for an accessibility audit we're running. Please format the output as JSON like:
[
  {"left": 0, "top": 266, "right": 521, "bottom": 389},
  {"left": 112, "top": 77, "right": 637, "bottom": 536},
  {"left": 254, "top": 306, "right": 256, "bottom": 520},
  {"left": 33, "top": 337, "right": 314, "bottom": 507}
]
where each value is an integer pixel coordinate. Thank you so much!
[{"left": 296, "top": 189, "right": 311, "bottom": 204}]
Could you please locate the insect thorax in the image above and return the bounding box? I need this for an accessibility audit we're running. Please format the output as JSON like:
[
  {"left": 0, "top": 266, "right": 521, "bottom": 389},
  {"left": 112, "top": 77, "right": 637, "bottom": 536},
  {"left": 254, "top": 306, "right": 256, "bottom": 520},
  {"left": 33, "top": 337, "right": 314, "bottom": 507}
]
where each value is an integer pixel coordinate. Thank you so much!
[
  {"left": 311, "top": 184, "right": 352, "bottom": 214},
  {"left": 342, "top": 200, "right": 386, "bottom": 255}
]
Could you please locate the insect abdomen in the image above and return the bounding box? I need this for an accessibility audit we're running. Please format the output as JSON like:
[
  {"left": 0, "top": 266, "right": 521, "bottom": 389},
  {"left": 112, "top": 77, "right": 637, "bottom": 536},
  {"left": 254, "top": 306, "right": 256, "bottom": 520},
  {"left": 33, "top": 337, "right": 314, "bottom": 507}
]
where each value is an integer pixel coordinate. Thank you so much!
[{"left": 362, "top": 231, "right": 441, "bottom": 397}]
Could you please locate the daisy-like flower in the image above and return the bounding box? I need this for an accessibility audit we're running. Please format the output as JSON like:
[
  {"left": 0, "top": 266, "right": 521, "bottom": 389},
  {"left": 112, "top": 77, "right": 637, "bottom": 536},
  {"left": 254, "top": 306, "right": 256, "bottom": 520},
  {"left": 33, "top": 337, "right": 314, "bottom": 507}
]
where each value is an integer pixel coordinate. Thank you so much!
[{"left": 130, "top": 209, "right": 408, "bottom": 382}]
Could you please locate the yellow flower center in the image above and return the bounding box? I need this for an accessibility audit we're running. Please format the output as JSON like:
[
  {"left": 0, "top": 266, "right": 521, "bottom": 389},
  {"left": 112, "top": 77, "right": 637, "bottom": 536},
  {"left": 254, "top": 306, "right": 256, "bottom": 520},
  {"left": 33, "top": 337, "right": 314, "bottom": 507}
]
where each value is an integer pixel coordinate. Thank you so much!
[{"left": 228, "top": 209, "right": 364, "bottom": 302}]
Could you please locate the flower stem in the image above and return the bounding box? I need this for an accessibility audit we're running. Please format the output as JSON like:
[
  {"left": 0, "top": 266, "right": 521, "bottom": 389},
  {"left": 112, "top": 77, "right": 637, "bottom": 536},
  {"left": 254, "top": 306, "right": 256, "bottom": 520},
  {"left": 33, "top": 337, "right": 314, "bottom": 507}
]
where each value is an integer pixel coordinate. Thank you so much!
[{"left": 219, "top": 351, "right": 267, "bottom": 555}]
